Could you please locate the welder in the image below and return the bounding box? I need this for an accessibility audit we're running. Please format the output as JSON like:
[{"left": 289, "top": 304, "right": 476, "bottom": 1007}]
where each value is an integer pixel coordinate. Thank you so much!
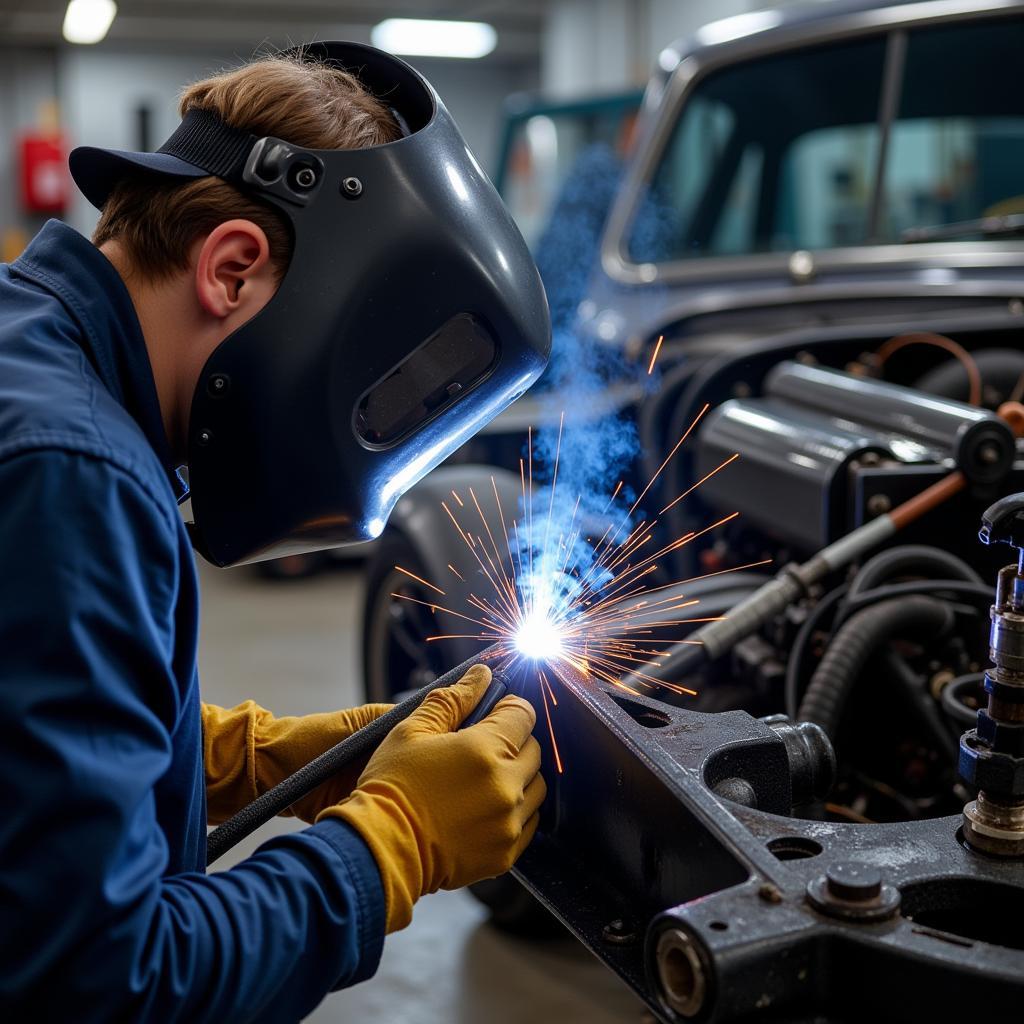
[{"left": 0, "top": 43, "right": 550, "bottom": 1021}]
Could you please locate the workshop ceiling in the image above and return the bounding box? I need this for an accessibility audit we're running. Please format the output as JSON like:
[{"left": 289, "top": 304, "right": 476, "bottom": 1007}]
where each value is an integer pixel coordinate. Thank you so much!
[{"left": 0, "top": 0, "right": 546, "bottom": 61}]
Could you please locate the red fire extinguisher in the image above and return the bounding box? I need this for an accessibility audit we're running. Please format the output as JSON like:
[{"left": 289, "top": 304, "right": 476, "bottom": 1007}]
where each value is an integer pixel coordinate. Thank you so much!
[{"left": 19, "top": 134, "right": 70, "bottom": 214}]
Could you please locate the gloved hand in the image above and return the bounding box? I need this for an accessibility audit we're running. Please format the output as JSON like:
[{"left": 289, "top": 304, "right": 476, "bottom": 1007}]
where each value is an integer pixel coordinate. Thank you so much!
[
  {"left": 320, "top": 663, "right": 545, "bottom": 932},
  {"left": 202, "top": 701, "right": 394, "bottom": 825}
]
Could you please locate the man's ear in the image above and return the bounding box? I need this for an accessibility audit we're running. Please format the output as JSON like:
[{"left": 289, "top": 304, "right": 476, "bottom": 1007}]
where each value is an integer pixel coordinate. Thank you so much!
[{"left": 194, "top": 219, "right": 276, "bottom": 322}]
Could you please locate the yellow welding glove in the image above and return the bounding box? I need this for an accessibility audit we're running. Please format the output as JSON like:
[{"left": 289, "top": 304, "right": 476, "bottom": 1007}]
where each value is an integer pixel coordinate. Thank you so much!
[
  {"left": 202, "top": 700, "right": 393, "bottom": 825},
  {"left": 319, "top": 663, "right": 546, "bottom": 933}
]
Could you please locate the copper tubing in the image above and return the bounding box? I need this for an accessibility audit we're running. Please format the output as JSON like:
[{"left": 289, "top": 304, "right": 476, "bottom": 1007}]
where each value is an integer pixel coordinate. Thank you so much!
[
  {"left": 888, "top": 470, "right": 966, "bottom": 530},
  {"left": 888, "top": 400, "right": 1024, "bottom": 530},
  {"left": 875, "top": 332, "right": 983, "bottom": 406},
  {"left": 997, "top": 400, "right": 1024, "bottom": 439}
]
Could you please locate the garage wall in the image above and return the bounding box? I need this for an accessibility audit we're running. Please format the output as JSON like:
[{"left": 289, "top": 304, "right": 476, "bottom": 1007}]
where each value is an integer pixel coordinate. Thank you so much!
[
  {"left": 58, "top": 46, "right": 537, "bottom": 237},
  {"left": 0, "top": 48, "right": 59, "bottom": 254},
  {"left": 539, "top": 0, "right": 766, "bottom": 98}
]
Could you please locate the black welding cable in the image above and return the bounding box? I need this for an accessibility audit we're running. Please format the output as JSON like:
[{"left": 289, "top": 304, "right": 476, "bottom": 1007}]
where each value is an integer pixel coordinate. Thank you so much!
[
  {"left": 846, "top": 545, "right": 982, "bottom": 601},
  {"left": 797, "top": 596, "right": 954, "bottom": 739},
  {"left": 206, "top": 646, "right": 500, "bottom": 866}
]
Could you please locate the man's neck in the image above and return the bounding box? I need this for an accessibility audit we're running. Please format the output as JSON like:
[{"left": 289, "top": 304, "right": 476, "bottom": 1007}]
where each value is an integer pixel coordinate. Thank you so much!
[{"left": 98, "top": 241, "right": 194, "bottom": 461}]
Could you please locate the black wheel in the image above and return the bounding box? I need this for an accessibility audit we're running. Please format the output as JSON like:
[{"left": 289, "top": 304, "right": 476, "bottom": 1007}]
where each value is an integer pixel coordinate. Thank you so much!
[
  {"left": 361, "top": 531, "right": 468, "bottom": 702},
  {"left": 468, "top": 875, "right": 563, "bottom": 937}
]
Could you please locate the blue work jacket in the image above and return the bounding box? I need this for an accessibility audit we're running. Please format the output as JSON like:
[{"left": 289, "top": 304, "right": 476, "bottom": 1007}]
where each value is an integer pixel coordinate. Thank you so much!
[{"left": 0, "top": 221, "right": 384, "bottom": 1021}]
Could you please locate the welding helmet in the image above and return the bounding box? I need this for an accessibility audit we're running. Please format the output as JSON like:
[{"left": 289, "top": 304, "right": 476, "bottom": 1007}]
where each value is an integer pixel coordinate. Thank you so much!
[{"left": 70, "top": 42, "right": 550, "bottom": 566}]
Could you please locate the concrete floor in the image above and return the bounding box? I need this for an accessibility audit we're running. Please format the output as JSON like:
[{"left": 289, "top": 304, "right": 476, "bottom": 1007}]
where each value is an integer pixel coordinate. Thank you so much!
[{"left": 197, "top": 560, "right": 646, "bottom": 1023}]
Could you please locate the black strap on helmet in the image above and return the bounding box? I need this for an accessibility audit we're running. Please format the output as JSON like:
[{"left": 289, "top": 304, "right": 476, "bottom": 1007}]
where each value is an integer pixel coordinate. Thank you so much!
[
  {"left": 157, "top": 92, "right": 411, "bottom": 188},
  {"left": 158, "top": 108, "right": 256, "bottom": 181}
]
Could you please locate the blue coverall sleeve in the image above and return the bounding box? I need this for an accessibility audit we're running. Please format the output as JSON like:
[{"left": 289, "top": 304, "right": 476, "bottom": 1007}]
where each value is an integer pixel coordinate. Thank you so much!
[{"left": 0, "top": 449, "right": 384, "bottom": 1022}]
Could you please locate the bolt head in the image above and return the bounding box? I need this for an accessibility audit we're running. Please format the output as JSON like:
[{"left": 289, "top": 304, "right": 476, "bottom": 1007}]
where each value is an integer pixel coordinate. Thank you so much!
[
  {"left": 866, "top": 493, "right": 892, "bottom": 517},
  {"left": 601, "top": 918, "right": 636, "bottom": 945},
  {"left": 825, "top": 861, "right": 882, "bottom": 901},
  {"left": 806, "top": 862, "right": 900, "bottom": 921}
]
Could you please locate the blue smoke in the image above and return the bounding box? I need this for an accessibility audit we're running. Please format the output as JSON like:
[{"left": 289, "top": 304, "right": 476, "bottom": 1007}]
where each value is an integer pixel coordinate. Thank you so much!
[{"left": 512, "top": 142, "right": 655, "bottom": 629}]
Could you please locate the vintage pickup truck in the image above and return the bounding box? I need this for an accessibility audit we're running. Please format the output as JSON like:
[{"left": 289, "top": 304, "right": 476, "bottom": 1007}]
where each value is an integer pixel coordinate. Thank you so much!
[{"left": 361, "top": 3, "right": 1024, "bottom": 1020}]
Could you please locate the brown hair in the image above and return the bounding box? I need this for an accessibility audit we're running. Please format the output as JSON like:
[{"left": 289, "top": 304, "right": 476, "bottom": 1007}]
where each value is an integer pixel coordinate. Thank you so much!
[{"left": 92, "top": 54, "right": 401, "bottom": 280}]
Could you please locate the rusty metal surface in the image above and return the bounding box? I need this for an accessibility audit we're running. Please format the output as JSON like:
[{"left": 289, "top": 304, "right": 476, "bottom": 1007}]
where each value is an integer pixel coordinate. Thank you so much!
[{"left": 512, "top": 659, "right": 1024, "bottom": 1022}]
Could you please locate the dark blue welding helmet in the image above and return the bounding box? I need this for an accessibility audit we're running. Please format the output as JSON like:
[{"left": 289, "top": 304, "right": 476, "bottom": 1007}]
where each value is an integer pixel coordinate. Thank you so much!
[{"left": 70, "top": 42, "right": 550, "bottom": 567}]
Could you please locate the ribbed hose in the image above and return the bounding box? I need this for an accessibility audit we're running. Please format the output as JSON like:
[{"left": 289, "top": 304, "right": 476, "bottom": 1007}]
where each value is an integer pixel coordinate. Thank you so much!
[
  {"left": 797, "top": 596, "right": 954, "bottom": 739},
  {"left": 206, "top": 646, "right": 499, "bottom": 866}
]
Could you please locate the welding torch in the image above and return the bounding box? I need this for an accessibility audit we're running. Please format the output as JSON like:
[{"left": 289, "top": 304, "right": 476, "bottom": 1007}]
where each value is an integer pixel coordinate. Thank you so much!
[
  {"left": 206, "top": 647, "right": 507, "bottom": 866},
  {"left": 661, "top": 401, "right": 1024, "bottom": 682}
]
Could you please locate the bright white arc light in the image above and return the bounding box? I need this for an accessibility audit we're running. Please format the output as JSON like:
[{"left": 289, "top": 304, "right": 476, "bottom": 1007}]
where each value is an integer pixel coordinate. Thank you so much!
[
  {"left": 62, "top": 0, "right": 117, "bottom": 44},
  {"left": 371, "top": 19, "right": 497, "bottom": 59},
  {"left": 515, "top": 612, "right": 564, "bottom": 662}
]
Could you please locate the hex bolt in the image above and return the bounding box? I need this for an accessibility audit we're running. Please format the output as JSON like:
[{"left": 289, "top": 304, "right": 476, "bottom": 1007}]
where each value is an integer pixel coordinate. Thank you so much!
[{"left": 341, "top": 176, "right": 363, "bottom": 197}]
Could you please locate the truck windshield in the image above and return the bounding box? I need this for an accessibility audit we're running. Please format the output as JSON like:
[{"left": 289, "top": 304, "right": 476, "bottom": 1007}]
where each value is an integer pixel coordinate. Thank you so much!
[{"left": 626, "top": 15, "right": 1024, "bottom": 263}]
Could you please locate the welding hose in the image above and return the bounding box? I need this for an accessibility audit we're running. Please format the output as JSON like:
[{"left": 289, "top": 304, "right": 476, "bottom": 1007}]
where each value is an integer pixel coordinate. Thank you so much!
[
  {"left": 206, "top": 646, "right": 500, "bottom": 866},
  {"left": 796, "top": 596, "right": 954, "bottom": 739}
]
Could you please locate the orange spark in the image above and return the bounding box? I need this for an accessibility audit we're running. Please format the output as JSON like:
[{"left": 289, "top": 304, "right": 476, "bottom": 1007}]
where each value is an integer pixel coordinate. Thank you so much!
[
  {"left": 394, "top": 565, "right": 445, "bottom": 596},
  {"left": 647, "top": 334, "right": 665, "bottom": 375}
]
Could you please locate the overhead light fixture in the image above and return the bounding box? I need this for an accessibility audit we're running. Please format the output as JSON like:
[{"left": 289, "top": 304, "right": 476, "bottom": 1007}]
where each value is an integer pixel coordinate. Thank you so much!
[
  {"left": 371, "top": 18, "right": 497, "bottom": 59},
  {"left": 62, "top": 0, "right": 117, "bottom": 45}
]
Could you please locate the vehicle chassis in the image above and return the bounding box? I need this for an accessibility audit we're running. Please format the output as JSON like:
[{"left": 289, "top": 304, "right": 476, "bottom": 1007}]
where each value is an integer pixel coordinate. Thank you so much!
[{"left": 512, "top": 660, "right": 1024, "bottom": 1022}]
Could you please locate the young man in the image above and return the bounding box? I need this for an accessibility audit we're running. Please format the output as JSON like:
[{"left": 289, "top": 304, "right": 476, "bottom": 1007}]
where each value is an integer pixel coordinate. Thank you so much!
[{"left": 0, "top": 44, "right": 549, "bottom": 1020}]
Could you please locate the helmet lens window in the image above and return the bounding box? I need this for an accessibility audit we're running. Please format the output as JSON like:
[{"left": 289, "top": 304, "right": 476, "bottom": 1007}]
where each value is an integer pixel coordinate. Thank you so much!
[{"left": 355, "top": 313, "right": 497, "bottom": 448}]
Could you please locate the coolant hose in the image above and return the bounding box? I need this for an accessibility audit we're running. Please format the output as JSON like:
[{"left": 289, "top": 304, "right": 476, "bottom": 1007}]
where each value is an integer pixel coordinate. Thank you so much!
[
  {"left": 206, "top": 645, "right": 500, "bottom": 866},
  {"left": 847, "top": 544, "right": 982, "bottom": 599},
  {"left": 797, "top": 596, "right": 954, "bottom": 739}
]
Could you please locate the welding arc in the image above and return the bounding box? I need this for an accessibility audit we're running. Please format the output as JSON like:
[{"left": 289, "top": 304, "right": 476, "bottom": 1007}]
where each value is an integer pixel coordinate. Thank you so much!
[{"left": 205, "top": 644, "right": 502, "bottom": 866}]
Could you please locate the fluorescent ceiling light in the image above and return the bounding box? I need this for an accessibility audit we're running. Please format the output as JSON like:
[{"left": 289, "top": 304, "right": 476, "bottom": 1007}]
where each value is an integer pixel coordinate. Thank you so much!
[
  {"left": 63, "top": 0, "right": 117, "bottom": 44},
  {"left": 371, "top": 18, "right": 497, "bottom": 59}
]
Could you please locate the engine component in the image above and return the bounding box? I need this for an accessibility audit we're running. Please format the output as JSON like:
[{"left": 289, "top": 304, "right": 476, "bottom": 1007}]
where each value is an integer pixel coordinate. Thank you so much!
[
  {"left": 960, "top": 495, "right": 1024, "bottom": 857},
  {"left": 665, "top": 387, "right": 1024, "bottom": 682},
  {"left": 658, "top": 470, "right": 966, "bottom": 681},
  {"left": 758, "top": 714, "right": 836, "bottom": 807},
  {"left": 697, "top": 360, "right": 1016, "bottom": 549},
  {"left": 797, "top": 595, "right": 954, "bottom": 738}
]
